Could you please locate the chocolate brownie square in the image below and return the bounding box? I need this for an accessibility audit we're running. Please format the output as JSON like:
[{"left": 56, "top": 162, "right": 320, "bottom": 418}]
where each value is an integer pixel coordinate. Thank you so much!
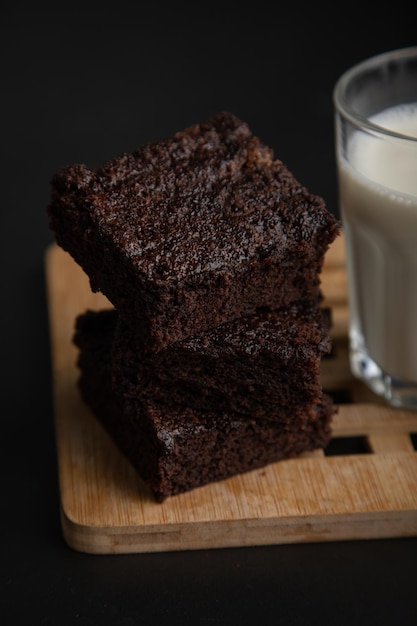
[
  {"left": 48, "top": 111, "right": 339, "bottom": 352},
  {"left": 73, "top": 309, "right": 334, "bottom": 502}
]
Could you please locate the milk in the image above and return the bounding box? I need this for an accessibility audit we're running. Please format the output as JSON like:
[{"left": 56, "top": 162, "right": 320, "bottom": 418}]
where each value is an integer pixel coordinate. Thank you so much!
[{"left": 337, "top": 103, "right": 417, "bottom": 383}]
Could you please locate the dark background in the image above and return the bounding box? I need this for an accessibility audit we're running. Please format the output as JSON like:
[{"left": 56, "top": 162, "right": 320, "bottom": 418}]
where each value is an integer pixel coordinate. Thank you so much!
[{"left": 2, "top": 6, "right": 416, "bottom": 625}]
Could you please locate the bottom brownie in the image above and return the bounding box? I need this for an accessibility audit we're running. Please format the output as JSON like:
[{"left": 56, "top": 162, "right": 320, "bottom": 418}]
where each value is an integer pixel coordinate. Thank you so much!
[{"left": 74, "top": 309, "right": 335, "bottom": 502}]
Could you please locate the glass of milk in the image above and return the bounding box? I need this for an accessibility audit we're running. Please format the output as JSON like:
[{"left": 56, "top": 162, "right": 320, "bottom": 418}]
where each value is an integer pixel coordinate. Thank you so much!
[{"left": 333, "top": 46, "right": 417, "bottom": 410}]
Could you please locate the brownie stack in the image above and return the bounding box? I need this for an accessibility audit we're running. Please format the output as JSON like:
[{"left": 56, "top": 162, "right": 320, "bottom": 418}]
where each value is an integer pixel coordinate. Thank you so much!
[{"left": 47, "top": 111, "right": 340, "bottom": 502}]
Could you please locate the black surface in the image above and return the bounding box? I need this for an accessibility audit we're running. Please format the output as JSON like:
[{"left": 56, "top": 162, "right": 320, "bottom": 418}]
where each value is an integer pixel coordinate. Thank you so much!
[{"left": 3, "top": 7, "right": 416, "bottom": 625}]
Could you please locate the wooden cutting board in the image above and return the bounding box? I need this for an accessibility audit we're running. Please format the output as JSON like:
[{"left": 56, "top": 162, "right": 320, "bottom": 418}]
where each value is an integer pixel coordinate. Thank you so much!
[{"left": 45, "top": 234, "right": 417, "bottom": 554}]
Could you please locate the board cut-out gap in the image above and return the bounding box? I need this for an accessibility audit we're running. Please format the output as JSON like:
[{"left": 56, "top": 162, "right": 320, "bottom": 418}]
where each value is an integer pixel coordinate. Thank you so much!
[
  {"left": 324, "top": 436, "right": 370, "bottom": 456},
  {"left": 325, "top": 388, "right": 353, "bottom": 404}
]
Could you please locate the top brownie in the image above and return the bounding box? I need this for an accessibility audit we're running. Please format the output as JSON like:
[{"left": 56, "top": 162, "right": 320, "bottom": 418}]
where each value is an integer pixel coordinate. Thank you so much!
[{"left": 47, "top": 111, "right": 340, "bottom": 351}]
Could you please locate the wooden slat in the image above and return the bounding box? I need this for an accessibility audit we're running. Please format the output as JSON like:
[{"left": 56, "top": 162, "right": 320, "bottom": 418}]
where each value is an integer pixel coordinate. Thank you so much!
[
  {"left": 321, "top": 267, "right": 348, "bottom": 305},
  {"left": 367, "top": 433, "right": 415, "bottom": 454},
  {"left": 323, "top": 233, "right": 346, "bottom": 270}
]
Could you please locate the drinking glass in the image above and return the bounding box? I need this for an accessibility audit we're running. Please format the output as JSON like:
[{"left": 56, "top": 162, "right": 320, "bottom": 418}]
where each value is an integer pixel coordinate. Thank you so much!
[{"left": 333, "top": 46, "right": 417, "bottom": 409}]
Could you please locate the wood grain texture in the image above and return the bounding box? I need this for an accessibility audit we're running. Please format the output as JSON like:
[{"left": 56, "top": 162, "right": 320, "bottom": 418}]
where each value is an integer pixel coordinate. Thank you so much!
[{"left": 45, "top": 233, "right": 417, "bottom": 554}]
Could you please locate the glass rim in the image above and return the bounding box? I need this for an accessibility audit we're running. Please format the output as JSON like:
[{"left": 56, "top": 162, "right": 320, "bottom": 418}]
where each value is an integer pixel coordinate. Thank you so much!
[{"left": 333, "top": 46, "right": 417, "bottom": 143}]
